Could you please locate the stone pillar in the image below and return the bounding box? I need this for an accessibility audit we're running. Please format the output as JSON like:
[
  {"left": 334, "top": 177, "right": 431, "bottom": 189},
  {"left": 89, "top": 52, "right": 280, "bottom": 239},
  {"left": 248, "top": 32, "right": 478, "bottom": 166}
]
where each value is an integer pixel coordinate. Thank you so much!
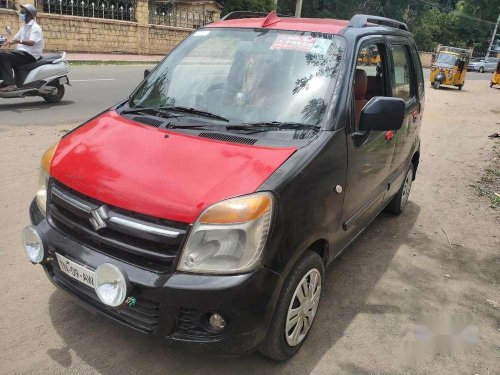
[
  {"left": 135, "top": 0, "right": 149, "bottom": 25},
  {"left": 135, "top": 0, "right": 150, "bottom": 54}
]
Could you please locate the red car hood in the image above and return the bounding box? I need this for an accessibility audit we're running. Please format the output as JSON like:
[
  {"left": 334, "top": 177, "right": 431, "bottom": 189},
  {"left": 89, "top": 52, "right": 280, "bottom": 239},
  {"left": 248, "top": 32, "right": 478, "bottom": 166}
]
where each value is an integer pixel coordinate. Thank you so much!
[{"left": 50, "top": 111, "right": 296, "bottom": 223}]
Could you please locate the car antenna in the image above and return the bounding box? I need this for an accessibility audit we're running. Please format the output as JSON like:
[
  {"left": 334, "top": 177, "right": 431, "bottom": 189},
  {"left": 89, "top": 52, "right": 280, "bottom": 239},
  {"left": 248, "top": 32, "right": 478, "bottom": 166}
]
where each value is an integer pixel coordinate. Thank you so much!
[{"left": 262, "top": 10, "right": 281, "bottom": 27}]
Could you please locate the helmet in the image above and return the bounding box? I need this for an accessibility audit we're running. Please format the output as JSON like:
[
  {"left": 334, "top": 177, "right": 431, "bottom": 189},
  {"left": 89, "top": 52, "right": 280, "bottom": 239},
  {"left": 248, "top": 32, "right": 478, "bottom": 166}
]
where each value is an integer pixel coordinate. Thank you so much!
[{"left": 20, "top": 4, "right": 37, "bottom": 19}]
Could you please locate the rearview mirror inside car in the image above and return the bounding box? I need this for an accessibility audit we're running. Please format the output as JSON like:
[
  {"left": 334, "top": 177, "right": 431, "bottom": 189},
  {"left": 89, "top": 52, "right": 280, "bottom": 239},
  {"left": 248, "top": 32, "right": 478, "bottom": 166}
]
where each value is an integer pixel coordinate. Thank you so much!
[
  {"left": 358, "top": 97, "right": 406, "bottom": 132},
  {"left": 144, "top": 69, "right": 151, "bottom": 79}
]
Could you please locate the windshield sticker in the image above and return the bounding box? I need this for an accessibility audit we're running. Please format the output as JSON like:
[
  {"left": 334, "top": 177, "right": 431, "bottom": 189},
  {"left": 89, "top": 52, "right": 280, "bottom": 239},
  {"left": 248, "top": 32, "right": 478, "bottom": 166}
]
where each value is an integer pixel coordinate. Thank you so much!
[
  {"left": 271, "top": 34, "right": 317, "bottom": 52},
  {"left": 271, "top": 35, "right": 333, "bottom": 54},
  {"left": 193, "top": 30, "right": 210, "bottom": 36}
]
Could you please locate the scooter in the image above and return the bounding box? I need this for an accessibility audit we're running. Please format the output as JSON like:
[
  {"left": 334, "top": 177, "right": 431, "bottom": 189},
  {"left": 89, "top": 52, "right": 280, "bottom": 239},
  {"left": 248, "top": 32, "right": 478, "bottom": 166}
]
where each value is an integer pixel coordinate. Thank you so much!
[{"left": 0, "top": 26, "right": 70, "bottom": 103}]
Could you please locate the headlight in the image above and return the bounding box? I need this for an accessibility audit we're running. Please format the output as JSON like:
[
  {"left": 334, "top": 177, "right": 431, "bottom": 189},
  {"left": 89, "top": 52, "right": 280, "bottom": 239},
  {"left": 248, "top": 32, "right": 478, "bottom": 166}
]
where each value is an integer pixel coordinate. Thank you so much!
[
  {"left": 177, "top": 192, "right": 274, "bottom": 274},
  {"left": 95, "top": 263, "right": 128, "bottom": 307},
  {"left": 36, "top": 142, "right": 59, "bottom": 215}
]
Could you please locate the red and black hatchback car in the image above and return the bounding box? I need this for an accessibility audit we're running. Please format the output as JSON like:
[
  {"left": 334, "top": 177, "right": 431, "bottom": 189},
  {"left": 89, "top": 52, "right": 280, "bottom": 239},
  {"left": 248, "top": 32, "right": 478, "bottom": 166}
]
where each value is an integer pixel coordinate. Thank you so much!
[{"left": 23, "top": 12, "right": 424, "bottom": 360}]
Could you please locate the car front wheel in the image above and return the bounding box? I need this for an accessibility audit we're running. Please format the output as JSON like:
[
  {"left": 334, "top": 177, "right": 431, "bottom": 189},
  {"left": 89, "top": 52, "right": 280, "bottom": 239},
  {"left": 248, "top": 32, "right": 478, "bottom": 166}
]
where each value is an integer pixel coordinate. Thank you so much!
[
  {"left": 479, "top": 67, "right": 484, "bottom": 73},
  {"left": 259, "top": 251, "right": 324, "bottom": 361}
]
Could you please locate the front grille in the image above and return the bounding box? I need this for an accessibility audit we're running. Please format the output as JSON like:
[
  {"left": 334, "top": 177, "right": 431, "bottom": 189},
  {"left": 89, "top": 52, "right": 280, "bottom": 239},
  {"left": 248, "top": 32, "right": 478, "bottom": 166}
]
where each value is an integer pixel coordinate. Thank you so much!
[
  {"left": 51, "top": 264, "right": 160, "bottom": 333},
  {"left": 173, "top": 308, "right": 229, "bottom": 342},
  {"left": 47, "top": 180, "right": 188, "bottom": 271}
]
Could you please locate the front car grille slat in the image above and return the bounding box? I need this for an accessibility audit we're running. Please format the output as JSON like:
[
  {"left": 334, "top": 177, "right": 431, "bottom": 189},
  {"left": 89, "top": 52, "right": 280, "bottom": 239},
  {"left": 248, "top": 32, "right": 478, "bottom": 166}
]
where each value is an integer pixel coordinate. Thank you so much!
[{"left": 47, "top": 180, "right": 188, "bottom": 271}]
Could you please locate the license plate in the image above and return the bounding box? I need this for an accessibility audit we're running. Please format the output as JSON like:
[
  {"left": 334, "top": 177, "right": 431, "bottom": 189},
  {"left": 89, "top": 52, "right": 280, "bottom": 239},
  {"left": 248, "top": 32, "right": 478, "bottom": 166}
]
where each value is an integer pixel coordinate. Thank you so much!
[{"left": 56, "top": 253, "right": 95, "bottom": 289}]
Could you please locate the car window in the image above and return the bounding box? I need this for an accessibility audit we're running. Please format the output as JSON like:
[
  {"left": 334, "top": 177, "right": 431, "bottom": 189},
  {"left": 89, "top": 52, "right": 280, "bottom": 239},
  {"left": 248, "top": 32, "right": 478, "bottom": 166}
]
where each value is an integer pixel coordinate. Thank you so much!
[
  {"left": 389, "top": 45, "right": 415, "bottom": 102},
  {"left": 353, "top": 43, "right": 387, "bottom": 128}
]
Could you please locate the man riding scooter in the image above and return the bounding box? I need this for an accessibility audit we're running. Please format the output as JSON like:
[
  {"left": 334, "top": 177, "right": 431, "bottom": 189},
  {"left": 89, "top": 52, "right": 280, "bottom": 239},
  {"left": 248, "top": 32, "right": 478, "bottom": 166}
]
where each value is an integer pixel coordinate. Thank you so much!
[{"left": 0, "top": 4, "right": 44, "bottom": 92}]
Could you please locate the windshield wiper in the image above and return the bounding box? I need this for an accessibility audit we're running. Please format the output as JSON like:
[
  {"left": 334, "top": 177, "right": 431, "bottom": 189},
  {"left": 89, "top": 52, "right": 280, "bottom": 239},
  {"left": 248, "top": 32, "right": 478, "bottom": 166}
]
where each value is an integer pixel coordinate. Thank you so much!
[
  {"left": 226, "top": 122, "right": 321, "bottom": 131},
  {"left": 120, "top": 105, "right": 228, "bottom": 123},
  {"left": 119, "top": 106, "right": 181, "bottom": 118},
  {"left": 160, "top": 106, "right": 230, "bottom": 122}
]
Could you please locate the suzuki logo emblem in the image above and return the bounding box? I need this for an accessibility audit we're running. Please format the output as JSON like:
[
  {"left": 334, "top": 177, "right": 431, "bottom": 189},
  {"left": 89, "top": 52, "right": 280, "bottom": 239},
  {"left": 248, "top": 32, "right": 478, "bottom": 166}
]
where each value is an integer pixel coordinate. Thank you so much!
[{"left": 89, "top": 206, "right": 108, "bottom": 231}]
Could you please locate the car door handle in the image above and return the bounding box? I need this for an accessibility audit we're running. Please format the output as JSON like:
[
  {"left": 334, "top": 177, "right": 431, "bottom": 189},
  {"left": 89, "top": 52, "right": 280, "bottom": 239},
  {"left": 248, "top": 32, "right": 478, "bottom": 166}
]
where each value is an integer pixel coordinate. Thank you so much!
[{"left": 385, "top": 130, "right": 395, "bottom": 141}]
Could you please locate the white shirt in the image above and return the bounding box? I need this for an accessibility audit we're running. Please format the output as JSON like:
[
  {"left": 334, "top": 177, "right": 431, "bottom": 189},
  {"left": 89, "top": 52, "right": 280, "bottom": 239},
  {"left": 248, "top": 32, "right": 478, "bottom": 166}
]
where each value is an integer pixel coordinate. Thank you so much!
[{"left": 14, "top": 20, "right": 44, "bottom": 60}]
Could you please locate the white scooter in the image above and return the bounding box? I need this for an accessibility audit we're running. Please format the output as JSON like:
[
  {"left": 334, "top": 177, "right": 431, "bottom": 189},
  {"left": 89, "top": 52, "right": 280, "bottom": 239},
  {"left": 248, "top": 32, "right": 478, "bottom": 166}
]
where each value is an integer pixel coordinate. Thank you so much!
[{"left": 0, "top": 26, "right": 70, "bottom": 103}]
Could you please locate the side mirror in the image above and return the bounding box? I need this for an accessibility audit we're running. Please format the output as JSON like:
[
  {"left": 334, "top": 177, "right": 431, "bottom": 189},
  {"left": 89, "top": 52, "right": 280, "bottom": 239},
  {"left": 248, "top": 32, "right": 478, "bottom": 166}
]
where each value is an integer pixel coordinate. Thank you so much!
[
  {"left": 358, "top": 97, "right": 405, "bottom": 132},
  {"left": 5, "top": 26, "right": 12, "bottom": 35},
  {"left": 144, "top": 69, "right": 151, "bottom": 79}
]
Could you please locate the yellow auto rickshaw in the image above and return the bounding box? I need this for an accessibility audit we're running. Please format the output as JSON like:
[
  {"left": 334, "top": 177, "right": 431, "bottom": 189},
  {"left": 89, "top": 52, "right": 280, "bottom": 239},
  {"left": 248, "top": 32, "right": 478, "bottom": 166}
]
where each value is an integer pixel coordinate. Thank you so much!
[
  {"left": 490, "top": 60, "right": 500, "bottom": 88},
  {"left": 430, "top": 45, "right": 472, "bottom": 90},
  {"left": 357, "top": 46, "right": 380, "bottom": 66}
]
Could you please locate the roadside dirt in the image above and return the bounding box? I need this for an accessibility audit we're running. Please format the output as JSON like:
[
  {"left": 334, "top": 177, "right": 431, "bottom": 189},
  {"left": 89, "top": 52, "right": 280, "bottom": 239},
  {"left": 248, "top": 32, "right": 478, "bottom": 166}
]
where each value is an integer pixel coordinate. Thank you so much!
[{"left": 0, "top": 80, "right": 499, "bottom": 374}]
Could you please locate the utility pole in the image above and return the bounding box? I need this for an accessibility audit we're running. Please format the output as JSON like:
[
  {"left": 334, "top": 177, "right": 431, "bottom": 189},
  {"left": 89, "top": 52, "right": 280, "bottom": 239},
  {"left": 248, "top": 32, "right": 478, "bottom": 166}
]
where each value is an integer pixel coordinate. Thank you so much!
[
  {"left": 273, "top": 0, "right": 278, "bottom": 10},
  {"left": 487, "top": 13, "right": 499, "bottom": 57},
  {"left": 295, "top": 0, "right": 303, "bottom": 17}
]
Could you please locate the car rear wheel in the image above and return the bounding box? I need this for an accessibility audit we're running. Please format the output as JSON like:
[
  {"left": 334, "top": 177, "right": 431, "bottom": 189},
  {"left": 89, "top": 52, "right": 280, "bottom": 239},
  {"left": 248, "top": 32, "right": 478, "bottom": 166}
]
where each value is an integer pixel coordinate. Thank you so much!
[
  {"left": 385, "top": 164, "right": 414, "bottom": 215},
  {"left": 479, "top": 67, "right": 484, "bottom": 73},
  {"left": 259, "top": 251, "right": 324, "bottom": 361}
]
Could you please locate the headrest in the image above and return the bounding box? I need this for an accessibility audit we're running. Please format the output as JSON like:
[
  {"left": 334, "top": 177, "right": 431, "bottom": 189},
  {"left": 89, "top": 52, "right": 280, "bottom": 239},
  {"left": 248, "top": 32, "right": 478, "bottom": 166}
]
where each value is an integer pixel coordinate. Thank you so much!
[{"left": 354, "top": 69, "right": 368, "bottom": 100}]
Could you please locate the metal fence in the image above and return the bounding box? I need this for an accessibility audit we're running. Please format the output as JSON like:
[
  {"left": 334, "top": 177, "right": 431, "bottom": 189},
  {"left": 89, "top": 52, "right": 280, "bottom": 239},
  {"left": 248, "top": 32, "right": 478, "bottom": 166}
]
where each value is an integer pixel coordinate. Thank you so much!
[
  {"left": 149, "top": 2, "right": 215, "bottom": 28},
  {"left": 35, "top": 0, "right": 136, "bottom": 21},
  {"left": 0, "top": 0, "right": 13, "bottom": 9}
]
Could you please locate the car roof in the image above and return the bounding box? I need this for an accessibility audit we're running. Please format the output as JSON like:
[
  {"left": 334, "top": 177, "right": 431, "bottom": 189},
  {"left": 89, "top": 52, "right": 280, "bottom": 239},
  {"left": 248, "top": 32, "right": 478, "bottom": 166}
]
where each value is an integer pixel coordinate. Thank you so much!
[{"left": 206, "top": 17, "right": 350, "bottom": 34}]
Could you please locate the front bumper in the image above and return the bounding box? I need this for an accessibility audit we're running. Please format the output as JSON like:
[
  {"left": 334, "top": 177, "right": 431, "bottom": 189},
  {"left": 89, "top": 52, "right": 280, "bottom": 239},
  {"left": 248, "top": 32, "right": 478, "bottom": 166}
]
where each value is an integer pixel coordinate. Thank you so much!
[{"left": 29, "top": 199, "right": 282, "bottom": 355}]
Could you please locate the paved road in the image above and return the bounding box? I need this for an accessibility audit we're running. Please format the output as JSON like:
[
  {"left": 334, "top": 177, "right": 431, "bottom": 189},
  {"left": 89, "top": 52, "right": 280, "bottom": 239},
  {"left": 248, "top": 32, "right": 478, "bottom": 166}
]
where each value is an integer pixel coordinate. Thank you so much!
[
  {"left": 0, "top": 65, "right": 491, "bottom": 127},
  {"left": 0, "top": 65, "right": 154, "bottom": 127}
]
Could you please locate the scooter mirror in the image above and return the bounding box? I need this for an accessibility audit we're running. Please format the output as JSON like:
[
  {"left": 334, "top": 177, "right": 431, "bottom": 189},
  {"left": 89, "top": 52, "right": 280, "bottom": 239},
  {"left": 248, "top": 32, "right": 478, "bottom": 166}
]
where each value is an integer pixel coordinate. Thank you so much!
[{"left": 5, "top": 26, "right": 12, "bottom": 35}]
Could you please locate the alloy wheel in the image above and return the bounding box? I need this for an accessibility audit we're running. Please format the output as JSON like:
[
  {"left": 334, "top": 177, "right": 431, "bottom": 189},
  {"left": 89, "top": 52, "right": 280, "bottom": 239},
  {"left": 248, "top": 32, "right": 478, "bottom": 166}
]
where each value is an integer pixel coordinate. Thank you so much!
[
  {"left": 285, "top": 268, "right": 321, "bottom": 347},
  {"left": 400, "top": 167, "right": 413, "bottom": 210}
]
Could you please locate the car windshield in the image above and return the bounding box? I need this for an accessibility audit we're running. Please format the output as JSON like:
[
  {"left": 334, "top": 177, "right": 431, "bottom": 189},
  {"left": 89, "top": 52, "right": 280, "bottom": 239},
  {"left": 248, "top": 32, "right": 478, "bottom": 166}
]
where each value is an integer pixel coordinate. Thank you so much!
[
  {"left": 436, "top": 53, "right": 459, "bottom": 66},
  {"left": 129, "top": 28, "right": 345, "bottom": 127}
]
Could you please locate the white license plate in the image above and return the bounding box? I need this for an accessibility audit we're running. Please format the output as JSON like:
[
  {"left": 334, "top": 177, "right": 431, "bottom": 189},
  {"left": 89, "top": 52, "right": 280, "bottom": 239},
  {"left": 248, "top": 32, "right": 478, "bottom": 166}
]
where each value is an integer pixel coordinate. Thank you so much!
[{"left": 56, "top": 253, "right": 95, "bottom": 289}]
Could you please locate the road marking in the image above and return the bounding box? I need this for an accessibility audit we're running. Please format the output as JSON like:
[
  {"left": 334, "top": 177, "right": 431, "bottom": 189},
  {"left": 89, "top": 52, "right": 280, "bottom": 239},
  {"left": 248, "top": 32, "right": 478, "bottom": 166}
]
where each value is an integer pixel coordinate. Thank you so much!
[{"left": 71, "top": 79, "right": 116, "bottom": 82}]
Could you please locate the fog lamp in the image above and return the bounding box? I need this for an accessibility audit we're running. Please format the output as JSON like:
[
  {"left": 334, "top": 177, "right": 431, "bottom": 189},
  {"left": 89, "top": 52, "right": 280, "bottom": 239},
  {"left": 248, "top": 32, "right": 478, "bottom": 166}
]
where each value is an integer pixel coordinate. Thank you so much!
[
  {"left": 209, "top": 313, "right": 226, "bottom": 331},
  {"left": 21, "top": 226, "right": 45, "bottom": 264},
  {"left": 94, "top": 263, "right": 128, "bottom": 307}
]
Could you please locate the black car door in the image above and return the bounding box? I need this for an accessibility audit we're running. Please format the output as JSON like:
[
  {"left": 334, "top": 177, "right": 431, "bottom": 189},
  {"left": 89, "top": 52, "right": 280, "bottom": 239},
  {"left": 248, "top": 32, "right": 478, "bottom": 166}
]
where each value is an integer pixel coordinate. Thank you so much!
[
  {"left": 385, "top": 39, "right": 421, "bottom": 197},
  {"left": 340, "top": 37, "right": 396, "bottom": 241}
]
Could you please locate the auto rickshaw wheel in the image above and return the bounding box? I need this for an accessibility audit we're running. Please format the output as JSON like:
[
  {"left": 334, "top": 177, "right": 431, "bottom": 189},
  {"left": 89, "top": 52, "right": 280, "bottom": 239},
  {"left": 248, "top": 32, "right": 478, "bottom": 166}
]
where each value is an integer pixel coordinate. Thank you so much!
[
  {"left": 433, "top": 81, "right": 441, "bottom": 89},
  {"left": 457, "top": 84, "right": 463, "bottom": 90},
  {"left": 491, "top": 82, "right": 494, "bottom": 88}
]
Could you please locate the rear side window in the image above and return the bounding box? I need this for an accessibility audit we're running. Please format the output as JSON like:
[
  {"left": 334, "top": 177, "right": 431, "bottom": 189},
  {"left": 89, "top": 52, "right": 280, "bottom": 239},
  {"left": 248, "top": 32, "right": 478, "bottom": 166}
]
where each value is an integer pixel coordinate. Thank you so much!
[{"left": 389, "top": 45, "right": 415, "bottom": 102}]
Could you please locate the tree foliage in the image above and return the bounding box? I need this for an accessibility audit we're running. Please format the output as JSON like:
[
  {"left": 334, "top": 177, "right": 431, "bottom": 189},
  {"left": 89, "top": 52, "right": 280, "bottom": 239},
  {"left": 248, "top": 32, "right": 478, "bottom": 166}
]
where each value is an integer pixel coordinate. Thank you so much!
[{"left": 219, "top": 0, "right": 500, "bottom": 52}]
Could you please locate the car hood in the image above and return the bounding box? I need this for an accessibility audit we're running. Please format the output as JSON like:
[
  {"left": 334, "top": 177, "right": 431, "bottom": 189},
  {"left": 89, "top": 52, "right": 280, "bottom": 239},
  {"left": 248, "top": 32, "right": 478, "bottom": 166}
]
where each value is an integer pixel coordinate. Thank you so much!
[{"left": 50, "top": 111, "right": 296, "bottom": 223}]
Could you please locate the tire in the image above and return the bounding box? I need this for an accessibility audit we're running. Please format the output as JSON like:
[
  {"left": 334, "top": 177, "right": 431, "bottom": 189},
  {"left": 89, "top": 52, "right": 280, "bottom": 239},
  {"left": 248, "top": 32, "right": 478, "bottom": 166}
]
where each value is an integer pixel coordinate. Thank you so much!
[
  {"left": 457, "top": 84, "right": 463, "bottom": 90},
  {"left": 479, "top": 67, "right": 484, "bottom": 73},
  {"left": 259, "top": 251, "right": 324, "bottom": 361},
  {"left": 433, "top": 81, "right": 440, "bottom": 89},
  {"left": 43, "top": 84, "right": 65, "bottom": 103},
  {"left": 491, "top": 82, "right": 494, "bottom": 88},
  {"left": 385, "top": 163, "right": 414, "bottom": 215}
]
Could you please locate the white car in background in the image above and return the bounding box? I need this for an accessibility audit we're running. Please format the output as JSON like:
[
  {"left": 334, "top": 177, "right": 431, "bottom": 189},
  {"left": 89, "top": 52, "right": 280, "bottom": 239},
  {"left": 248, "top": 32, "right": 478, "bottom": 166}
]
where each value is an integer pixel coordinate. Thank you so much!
[{"left": 468, "top": 57, "right": 498, "bottom": 73}]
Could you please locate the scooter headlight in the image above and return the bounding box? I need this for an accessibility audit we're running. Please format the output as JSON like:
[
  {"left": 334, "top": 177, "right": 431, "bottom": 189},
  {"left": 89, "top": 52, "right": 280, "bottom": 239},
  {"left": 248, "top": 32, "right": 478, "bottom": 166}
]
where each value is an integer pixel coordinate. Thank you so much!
[
  {"left": 177, "top": 193, "right": 274, "bottom": 275},
  {"left": 36, "top": 142, "right": 59, "bottom": 215}
]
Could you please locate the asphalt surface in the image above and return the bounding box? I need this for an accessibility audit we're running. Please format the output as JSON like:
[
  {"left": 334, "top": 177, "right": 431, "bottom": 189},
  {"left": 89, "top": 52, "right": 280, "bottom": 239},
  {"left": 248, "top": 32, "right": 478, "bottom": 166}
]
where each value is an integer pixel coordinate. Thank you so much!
[{"left": 0, "top": 65, "right": 491, "bottom": 127}]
